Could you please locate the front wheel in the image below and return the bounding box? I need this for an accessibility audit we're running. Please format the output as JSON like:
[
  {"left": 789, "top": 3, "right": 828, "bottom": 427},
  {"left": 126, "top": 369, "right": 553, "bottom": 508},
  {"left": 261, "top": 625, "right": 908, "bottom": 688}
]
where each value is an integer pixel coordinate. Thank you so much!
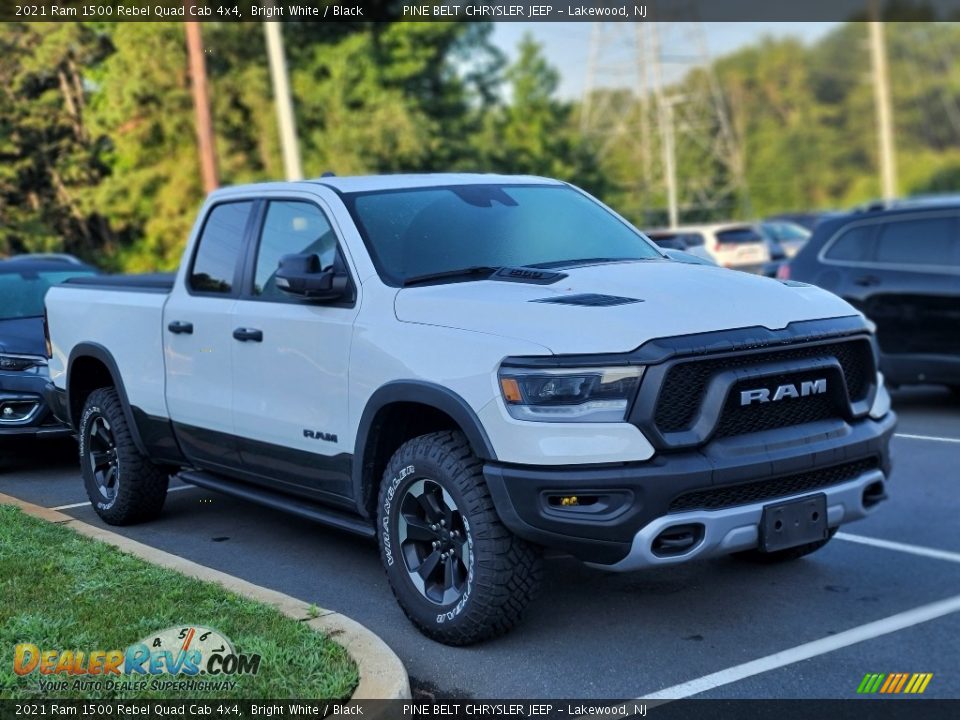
[
  {"left": 79, "top": 387, "right": 169, "bottom": 525},
  {"left": 377, "top": 431, "right": 542, "bottom": 645}
]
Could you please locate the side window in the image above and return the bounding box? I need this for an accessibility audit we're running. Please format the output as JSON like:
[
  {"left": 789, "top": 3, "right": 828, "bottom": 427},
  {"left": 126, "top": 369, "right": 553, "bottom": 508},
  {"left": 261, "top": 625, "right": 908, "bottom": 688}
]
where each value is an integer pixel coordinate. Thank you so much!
[
  {"left": 824, "top": 224, "right": 876, "bottom": 262},
  {"left": 254, "top": 201, "right": 338, "bottom": 299},
  {"left": 190, "top": 201, "right": 254, "bottom": 294},
  {"left": 875, "top": 216, "right": 957, "bottom": 267},
  {"left": 684, "top": 233, "right": 706, "bottom": 247}
]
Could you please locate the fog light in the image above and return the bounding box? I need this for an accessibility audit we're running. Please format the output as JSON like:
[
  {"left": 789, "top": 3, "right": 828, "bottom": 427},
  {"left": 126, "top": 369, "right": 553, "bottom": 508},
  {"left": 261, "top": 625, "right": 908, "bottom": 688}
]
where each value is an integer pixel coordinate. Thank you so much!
[
  {"left": 0, "top": 401, "right": 38, "bottom": 422},
  {"left": 560, "top": 496, "right": 579, "bottom": 507}
]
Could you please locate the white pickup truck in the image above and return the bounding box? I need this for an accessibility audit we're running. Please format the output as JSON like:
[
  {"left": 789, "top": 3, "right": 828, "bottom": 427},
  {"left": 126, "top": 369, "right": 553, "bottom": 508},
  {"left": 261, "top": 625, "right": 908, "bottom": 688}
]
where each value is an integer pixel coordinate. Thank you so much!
[{"left": 45, "top": 174, "right": 895, "bottom": 645}]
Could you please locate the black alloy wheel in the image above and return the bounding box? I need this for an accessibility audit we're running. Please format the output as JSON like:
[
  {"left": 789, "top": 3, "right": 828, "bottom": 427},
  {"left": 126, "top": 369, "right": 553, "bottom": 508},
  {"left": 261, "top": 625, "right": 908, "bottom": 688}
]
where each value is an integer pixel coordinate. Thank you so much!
[{"left": 398, "top": 478, "right": 470, "bottom": 605}]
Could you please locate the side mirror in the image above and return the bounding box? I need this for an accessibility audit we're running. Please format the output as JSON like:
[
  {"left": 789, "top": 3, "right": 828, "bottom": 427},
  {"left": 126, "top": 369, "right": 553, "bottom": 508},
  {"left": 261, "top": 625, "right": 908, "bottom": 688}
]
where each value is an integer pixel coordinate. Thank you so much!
[{"left": 275, "top": 253, "right": 348, "bottom": 302}]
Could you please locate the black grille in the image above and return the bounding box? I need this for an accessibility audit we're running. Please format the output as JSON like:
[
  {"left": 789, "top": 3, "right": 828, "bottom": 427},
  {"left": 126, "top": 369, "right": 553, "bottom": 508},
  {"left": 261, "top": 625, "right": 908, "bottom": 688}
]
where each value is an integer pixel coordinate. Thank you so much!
[
  {"left": 713, "top": 371, "right": 839, "bottom": 439},
  {"left": 532, "top": 293, "right": 643, "bottom": 307},
  {"left": 654, "top": 339, "right": 873, "bottom": 433},
  {"left": 668, "top": 458, "right": 880, "bottom": 513}
]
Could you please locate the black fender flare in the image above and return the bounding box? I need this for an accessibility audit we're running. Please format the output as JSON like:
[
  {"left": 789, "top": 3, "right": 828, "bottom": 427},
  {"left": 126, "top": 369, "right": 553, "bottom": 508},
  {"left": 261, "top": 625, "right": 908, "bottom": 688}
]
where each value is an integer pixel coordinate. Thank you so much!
[
  {"left": 352, "top": 381, "right": 498, "bottom": 514},
  {"left": 66, "top": 342, "right": 148, "bottom": 456}
]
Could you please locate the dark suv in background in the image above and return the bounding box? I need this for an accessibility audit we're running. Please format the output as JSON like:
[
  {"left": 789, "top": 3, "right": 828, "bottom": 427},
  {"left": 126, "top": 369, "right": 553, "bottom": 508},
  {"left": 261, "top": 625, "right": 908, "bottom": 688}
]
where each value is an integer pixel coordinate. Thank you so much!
[
  {"left": 0, "top": 256, "right": 98, "bottom": 452},
  {"left": 783, "top": 204, "right": 960, "bottom": 392}
]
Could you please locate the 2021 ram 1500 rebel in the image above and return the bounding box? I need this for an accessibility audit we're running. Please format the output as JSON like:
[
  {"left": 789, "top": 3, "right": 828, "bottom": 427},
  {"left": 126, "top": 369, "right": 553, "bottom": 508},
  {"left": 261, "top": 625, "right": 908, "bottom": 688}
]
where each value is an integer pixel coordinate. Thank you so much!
[{"left": 44, "top": 174, "right": 896, "bottom": 645}]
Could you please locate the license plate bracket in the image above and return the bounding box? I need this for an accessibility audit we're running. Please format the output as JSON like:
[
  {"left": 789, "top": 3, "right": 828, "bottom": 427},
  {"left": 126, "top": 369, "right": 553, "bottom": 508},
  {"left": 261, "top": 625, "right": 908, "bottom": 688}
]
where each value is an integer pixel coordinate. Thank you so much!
[{"left": 759, "top": 494, "right": 828, "bottom": 553}]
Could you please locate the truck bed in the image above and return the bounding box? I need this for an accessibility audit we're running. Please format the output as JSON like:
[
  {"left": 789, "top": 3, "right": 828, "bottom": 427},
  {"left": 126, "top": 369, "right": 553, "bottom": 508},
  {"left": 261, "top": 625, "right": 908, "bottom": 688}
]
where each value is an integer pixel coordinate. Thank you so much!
[{"left": 46, "top": 277, "right": 172, "bottom": 420}]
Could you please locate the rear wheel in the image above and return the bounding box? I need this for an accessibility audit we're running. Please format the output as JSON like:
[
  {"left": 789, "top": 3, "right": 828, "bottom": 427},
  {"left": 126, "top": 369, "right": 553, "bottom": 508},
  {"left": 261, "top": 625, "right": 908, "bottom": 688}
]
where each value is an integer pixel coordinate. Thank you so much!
[
  {"left": 733, "top": 527, "right": 838, "bottom": 563},
  {"left": 377, "top": 431, "right": 542, "bottom": 645},
  {"left": 79, "top": 387, "right": 169, "bottom": 525}
]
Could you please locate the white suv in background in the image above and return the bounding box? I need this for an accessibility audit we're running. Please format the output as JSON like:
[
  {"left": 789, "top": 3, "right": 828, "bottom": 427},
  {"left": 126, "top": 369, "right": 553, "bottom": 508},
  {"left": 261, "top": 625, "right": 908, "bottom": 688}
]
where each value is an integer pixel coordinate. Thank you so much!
[{"left": 646, "top": 222, "right": 771, "bottom": 273}]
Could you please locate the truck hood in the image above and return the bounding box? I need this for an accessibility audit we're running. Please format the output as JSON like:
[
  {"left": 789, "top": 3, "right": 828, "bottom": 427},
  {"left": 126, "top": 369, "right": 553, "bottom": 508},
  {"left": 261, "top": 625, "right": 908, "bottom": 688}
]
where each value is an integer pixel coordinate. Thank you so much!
[
  {"left": 0, "top": 316, "right": 46, "bottom": 357},
  {"left": 394, "top": 261, "right": 860, "bottom": 355}
]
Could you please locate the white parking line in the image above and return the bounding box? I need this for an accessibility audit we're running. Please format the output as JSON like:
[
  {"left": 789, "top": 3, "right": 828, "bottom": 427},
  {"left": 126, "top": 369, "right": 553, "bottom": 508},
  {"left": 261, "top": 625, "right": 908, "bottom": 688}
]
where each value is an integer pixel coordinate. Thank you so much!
[
  {"left": 836, "top": 532, "right": 960, "bottom": 565},
  {"left": 640, "top": 593, "right": 960, "bottom": 700},
  {"left": 50, "top": 485, "right": 195, "bottom": 511},
  {"left": 895, "top": 432, "right": 960, "bottom": 444}
]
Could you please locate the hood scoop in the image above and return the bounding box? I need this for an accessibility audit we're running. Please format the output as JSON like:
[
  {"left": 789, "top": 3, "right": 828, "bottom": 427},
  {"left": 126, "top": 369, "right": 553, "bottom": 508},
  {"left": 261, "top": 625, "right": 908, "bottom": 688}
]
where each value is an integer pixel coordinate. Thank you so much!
[
  {"left": 531, "top": 293, "right": 644, "bottom": 307},
  {"left": 491, "top": 267, "right": 568, "bottom": 284}
]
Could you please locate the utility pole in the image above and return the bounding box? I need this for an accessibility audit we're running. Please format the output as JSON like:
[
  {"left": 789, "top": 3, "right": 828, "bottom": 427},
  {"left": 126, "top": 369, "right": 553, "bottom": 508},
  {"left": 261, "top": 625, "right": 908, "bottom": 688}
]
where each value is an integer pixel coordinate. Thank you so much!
[
  {"left": 264, "top": 19, "right": 303, "bottom": 181},
  {"left": 869, "top": 7, "right": 897, "bottom": 201},
  {"left": 184, "top": 7, "right": 219, "bottom": 193}
]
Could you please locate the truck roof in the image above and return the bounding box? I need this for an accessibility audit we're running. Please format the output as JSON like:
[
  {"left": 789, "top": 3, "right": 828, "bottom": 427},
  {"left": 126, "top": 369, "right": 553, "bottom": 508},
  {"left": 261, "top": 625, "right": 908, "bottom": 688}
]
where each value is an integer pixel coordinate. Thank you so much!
[{"left": 208, "top": 173, "right": 563, "bottom": 200}]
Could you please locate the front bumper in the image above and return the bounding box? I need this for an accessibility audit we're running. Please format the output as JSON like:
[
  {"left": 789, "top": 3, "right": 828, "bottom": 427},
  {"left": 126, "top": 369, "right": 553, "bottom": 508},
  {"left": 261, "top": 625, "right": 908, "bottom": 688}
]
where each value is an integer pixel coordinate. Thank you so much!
[
  {"left": 483, "top": 412, "right": 896, "bottom": 567},
  {"left": 0, "top": 372, "right": 72, "bottom": 441}
]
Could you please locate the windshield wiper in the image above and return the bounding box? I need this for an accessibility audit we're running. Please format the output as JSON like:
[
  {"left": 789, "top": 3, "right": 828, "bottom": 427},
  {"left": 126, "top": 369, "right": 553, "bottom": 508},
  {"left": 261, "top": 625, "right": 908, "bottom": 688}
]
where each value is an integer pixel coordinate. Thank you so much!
[
  {"left": 402, "top": 266, "right": 501, "bottom": 287},
  {"left": 528, "top": 257, "right": 649, "bottom": 270}
]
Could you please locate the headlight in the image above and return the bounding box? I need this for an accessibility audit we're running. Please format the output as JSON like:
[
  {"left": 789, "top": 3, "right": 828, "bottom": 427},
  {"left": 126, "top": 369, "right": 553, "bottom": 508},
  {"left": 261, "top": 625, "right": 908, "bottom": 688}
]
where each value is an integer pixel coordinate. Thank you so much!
[
  {"left": 0, "top": 354, "right": 47, "bottom": 372},
  {"left": 498, "top": 366, "right": 643, "bottom": 423}
]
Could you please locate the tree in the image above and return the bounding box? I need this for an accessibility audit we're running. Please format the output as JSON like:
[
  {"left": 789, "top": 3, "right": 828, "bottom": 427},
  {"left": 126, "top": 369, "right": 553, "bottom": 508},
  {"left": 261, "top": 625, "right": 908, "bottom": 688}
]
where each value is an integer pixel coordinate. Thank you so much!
[
  {"left": 474, "top": 34, "right": 607, "bottom": 195},
  {"left": 0, "top": 23, "right": 112, "bottom": 259}
]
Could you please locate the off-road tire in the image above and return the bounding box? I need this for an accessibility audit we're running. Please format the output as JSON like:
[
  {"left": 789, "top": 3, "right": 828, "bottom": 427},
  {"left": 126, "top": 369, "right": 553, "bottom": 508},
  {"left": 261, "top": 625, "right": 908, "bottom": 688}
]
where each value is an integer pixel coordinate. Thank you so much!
[
  {"left": 733, "top": 527, "right": 838, "bottom": 563},
  {"left": 79, "top": 387, "right": 169, "bottom": 525},
  {"left": 377, "top": 430, "right": 542, "bottom": 645}
]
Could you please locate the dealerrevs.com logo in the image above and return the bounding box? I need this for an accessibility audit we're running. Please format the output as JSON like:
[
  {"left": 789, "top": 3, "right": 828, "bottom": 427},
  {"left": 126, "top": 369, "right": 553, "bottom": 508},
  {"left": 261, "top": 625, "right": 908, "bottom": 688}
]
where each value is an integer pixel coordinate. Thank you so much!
[{"left": 14, "top": 625, "right": 261, "bottom": 693}]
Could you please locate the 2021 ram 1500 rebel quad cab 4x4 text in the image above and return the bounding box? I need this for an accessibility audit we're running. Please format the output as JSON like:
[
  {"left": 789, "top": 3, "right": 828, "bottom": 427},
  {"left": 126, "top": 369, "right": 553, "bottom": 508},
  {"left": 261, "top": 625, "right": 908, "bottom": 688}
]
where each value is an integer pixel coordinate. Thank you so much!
[{"left": 44, "top": 175, "right": 895, "bottom": 645}]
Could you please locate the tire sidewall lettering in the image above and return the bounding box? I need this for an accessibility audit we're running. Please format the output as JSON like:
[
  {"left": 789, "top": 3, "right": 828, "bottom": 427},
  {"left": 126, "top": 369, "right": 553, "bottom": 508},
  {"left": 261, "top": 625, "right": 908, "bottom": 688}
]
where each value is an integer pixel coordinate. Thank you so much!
[
  {"left": 78, "top": 405, "right": 101, "bottom": 459},
  {"left": 80, "top": 402, "right": 117, "bottom": 511},
  {"left": 381, "top": 464, "right": 415, "bottom": 568}
]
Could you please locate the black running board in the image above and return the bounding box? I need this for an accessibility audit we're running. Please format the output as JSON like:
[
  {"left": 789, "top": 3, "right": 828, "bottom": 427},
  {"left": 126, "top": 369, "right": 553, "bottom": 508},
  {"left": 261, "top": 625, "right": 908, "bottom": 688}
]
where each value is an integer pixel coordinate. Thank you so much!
[{"left": 177, "top": 470, "right": 375, "bottom": 538}]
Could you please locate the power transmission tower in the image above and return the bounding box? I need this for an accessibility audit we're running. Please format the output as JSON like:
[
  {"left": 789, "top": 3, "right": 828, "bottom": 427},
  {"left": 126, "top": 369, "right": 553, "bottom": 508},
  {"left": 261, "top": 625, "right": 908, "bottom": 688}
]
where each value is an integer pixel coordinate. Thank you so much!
[{"left": 581, "top": 17, "right": 748, "bottom": 227}]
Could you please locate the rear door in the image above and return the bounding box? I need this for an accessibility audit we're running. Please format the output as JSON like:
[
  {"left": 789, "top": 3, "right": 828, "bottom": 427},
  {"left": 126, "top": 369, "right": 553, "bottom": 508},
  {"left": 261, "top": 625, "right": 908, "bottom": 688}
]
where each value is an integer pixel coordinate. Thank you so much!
[
  {"left": 163, "top": 200, "right": 256, "bottom": 470},
  {"left": 230, "top": 194, "right": 360, "bottom": 504}
]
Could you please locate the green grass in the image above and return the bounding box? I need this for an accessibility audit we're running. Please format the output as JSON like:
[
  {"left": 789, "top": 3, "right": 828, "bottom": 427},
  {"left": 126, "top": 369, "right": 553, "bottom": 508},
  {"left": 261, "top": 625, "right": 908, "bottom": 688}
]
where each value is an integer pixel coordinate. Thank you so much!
[{"left": 0, "top": 505, "right": 358, "bottom": 700}]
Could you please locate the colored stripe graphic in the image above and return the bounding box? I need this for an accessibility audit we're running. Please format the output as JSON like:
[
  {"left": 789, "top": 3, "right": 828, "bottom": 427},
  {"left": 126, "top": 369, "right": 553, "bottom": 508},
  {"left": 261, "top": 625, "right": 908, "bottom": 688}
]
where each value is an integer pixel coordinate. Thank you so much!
[
  {"left": 894, "top": 673, "right": 909, "bottom": 693},
  {"left": 857, "top": 672, "right": 933, "bottom": 694}
]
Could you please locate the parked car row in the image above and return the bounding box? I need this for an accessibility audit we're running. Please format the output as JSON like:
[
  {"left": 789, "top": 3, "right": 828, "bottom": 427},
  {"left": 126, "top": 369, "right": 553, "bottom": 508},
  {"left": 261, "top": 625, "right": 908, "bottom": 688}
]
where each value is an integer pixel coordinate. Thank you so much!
[
  {"left": 644, "top": 219, "right": 812, "bottom": 275},
  {"left": 781, "top": 202, "right": 960, "bottom": 393},
  {"left": 644, "top": 199, "right": 959, "bottom": 395}
]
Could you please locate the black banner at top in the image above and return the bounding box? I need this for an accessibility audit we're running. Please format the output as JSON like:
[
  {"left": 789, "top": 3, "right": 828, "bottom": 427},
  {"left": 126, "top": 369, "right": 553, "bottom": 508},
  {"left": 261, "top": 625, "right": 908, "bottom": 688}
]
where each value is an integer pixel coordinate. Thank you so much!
[
  {"left": 3, "top": 0, "right": 960, "bottom": 23},
  {"left": 1, "top": 700, "right": 960, "bottom": 720}
]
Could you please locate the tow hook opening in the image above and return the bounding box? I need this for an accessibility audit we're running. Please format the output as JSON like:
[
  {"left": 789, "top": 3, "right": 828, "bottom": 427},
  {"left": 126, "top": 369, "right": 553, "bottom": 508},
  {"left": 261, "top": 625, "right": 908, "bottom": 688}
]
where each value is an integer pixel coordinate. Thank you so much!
[
  {"left": 862, "top": 481, "right": 887, "bottom": 509},
  {"left": 652, "top": 523, "right": 705, "bottom": 557}
]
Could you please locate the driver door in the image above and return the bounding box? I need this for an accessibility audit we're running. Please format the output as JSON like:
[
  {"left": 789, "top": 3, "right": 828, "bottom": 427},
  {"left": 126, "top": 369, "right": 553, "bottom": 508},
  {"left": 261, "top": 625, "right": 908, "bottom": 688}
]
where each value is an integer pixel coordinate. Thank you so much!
[{"left": 230, "top": 196, "right": 359, "bottom": 504}]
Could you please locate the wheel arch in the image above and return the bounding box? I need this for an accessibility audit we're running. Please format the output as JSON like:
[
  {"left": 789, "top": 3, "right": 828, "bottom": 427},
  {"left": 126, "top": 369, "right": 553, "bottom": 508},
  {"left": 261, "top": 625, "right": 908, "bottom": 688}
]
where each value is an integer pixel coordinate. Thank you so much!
[
  {"left": 67, "top": 343, "right": 148, "bottom": 456},
  {"left": 353, "top": 381, "right": 497, "bottom": 518}
]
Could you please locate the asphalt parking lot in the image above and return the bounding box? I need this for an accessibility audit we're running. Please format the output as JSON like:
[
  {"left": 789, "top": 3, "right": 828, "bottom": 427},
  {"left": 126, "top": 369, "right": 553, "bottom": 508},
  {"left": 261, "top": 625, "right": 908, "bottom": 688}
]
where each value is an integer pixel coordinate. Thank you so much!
[{"left": 2, "top": 387, "right": 958, "bottom": 700}]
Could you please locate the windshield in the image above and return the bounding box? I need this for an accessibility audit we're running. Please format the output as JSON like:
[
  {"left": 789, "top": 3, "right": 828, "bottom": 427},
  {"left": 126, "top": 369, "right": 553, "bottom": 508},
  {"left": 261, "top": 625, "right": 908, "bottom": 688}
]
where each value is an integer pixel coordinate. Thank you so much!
[
  {"left": 342, "top": 184, "right": 662, "bottom": 285},
  {"left": 0, "top": 268, "right": 96, "bottom": 320}
]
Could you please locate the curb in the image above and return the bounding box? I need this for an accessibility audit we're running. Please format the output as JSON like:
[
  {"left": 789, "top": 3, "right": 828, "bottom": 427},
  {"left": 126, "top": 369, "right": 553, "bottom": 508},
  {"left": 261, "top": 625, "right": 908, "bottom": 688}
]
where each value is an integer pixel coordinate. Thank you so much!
[{"left": 0, "top": 492, "right": 411, "bottom": 701}]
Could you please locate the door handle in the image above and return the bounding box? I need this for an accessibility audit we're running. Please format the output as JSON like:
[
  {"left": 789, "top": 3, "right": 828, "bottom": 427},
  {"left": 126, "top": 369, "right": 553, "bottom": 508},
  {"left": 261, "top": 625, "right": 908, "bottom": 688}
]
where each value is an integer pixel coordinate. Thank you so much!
[
  {"left": 167, "top": 321, "right": 193, "bottom": 335},
  {"left": 853, "top": 275, "right": 881, "bottom": 287},
  {"left": 232, "top": 327, "right": 263, "bottom": 342}
]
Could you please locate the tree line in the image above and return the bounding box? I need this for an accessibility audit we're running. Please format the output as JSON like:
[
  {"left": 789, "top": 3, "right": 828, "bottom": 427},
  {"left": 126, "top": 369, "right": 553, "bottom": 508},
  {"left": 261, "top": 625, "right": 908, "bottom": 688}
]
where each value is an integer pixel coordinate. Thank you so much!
[{"left": 2, "top": 20, "right": 959, "bottom": 270}]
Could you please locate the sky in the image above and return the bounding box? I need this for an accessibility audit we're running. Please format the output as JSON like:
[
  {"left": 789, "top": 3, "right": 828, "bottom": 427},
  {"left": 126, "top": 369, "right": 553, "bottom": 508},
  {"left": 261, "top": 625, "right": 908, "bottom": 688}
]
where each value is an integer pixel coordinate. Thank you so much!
[{"left": 491, "top": 22, "right": 839, "bottom": 99}]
